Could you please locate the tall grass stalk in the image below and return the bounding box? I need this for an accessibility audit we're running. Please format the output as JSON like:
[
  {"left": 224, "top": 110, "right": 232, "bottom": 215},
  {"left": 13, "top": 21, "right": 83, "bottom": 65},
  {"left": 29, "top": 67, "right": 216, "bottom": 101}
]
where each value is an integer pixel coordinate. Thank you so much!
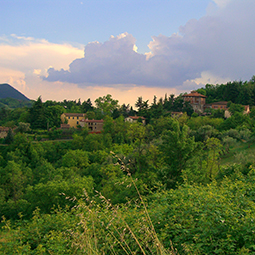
[{"left": 69, "top": 153, "right": 177, "bottom": 254}]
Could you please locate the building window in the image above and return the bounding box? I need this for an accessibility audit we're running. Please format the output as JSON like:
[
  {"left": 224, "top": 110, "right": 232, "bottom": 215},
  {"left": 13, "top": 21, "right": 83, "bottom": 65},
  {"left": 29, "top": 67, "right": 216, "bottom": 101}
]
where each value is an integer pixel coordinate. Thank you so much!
[
  {"left": 77, "top": 117, "right": 79, "bottom": 119},
  {"left": 77, "top": 121, "right": 79, "bottom": 124}
]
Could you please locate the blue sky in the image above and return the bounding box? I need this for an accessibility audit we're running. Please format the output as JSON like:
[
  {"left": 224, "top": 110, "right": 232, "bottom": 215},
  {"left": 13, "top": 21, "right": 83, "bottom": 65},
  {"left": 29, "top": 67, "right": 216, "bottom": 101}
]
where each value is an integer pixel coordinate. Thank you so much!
[
  {"left": 2, "top": 0, "right": 210, "bottom": 52},
  {"left": 0, "top": 0, "right": 254, "bottom": 105}
]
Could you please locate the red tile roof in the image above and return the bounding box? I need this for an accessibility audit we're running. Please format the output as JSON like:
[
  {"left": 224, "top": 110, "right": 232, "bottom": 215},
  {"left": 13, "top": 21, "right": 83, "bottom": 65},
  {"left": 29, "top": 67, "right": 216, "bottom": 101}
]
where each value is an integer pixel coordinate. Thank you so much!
[{"left": 183, "top": 91, "right": 206, "bottom": 98}]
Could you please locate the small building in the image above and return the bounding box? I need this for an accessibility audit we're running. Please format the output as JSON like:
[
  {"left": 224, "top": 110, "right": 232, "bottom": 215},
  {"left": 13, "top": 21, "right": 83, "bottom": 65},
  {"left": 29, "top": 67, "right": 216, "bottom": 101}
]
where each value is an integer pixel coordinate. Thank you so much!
[
  {"left": 183, "top": 91, "right": 206, "bottom": 113},
  {"left": 224, "top": 105, "right": 250, "bottom": 118},
  {"left": 244, "top": 105, "right": 250, "bottom": 114},
  {"left": 204, "top": 101, "right": 228, "bottom": 110},
  {"left": 80, "top": 119, "right": 104, "bottom": 132},
  {"left": 61, "top": 113, "right": 86, "bottom": 128},
  {"left": 0, "top": 127, "right": 11, "bottom": 139},
  {"left": 125, "top": 116, "right": 146, "bottom": 124}
]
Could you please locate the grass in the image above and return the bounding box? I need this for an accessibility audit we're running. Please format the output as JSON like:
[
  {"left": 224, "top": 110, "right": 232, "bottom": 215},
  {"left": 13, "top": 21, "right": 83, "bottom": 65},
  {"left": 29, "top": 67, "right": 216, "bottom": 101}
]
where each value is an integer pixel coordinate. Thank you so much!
[
  {"left": 70, "top": 191, "right": 177, "bottom": 255},
  {"left": 220, "top": 141, "right": 255, "bottom": 166},
  {"left": 69, "top": 153, "right": 177, "bottom": 255}
]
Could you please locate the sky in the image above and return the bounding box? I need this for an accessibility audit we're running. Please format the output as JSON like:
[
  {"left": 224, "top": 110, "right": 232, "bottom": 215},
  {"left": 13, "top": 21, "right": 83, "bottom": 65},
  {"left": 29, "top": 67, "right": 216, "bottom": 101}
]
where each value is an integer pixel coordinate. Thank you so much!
[{"left": 1, "top": 0, "right": 255, "bottom": 106}]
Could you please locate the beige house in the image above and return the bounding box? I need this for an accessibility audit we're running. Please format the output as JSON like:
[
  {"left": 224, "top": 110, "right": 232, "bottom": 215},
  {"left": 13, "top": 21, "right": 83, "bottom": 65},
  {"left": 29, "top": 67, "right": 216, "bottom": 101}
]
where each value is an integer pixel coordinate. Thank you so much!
[
  {"left": 125, "top": 116, "right": 146, "bottom": 124},
  {"left": 80, "top": 119, "right": 104, "bottom": 132},
  {"left": 183, "top": 91, "right": 206, "bottom": 113},
  {"left": 61, "top": 113, "right": 86, "bottom": 128}
]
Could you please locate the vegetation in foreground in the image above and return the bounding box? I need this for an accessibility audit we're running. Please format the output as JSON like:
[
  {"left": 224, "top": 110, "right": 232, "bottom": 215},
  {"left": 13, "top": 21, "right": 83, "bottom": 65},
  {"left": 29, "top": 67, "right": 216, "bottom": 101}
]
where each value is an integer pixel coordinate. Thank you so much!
[{"left": 1, "top": 78, "right": 255, "bottom": 253}]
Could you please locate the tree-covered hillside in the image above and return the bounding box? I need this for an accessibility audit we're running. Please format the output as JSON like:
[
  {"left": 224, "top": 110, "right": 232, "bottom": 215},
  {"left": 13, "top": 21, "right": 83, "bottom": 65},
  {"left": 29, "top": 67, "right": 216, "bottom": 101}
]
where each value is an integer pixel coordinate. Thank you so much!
[
  {"left": 0, "top": 97, "right": 32, "bottom": 109},
  {"left": 197, "top": 75, "right": 255, "bottom": 105},
  {"left": 2, "top": 78, "right": 255, "bottom": 254}
]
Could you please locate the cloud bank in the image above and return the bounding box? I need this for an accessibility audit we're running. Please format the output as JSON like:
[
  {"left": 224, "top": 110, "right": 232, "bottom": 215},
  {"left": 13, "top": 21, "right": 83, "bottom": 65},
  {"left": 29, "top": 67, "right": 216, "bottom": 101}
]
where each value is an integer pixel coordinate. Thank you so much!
[
  {"left": 45, "top": 0, "right": 255, "bottom": 89},
  {"left": 0, "top": 35, "right": 84, "bottom": 100},
  {"left": 0, "top": 34, "right": 173, "bottom": 105}
]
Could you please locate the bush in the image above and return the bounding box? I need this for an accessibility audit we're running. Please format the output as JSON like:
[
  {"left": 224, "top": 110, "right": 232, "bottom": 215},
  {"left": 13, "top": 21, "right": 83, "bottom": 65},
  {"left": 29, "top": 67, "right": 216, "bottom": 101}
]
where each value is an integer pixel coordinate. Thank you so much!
[{"left": 149, "top": 175, "right": 255, "bottom": 254}]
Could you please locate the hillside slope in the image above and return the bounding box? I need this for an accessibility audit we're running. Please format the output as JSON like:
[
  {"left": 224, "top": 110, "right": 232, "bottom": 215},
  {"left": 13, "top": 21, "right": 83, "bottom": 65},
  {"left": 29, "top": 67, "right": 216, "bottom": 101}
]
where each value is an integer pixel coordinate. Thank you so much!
[{"left": 0, "top": 83, "right": 30, "bottom": 101}]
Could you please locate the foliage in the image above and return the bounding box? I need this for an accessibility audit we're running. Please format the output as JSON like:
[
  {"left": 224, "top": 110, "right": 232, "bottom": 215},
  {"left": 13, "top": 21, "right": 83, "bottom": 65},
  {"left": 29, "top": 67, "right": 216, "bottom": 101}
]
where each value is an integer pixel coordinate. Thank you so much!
[
  {"left": 4, "top": 129, "right": 14, "bottom": 144},
  {"left": 48, "top": 128, "right": 63, "bottom": 140},
  {"left": 95, "top": 94, "right": 119, "bottom": 116},
  {"left": 159, "top": 121, "right": 196, "bottom": 188},
  {"left": 0, "top": 97, "right": 32, "bottom": 108},
  {"left": 2, "top": 81, "right": 255, "bottom": 253},
  {"left": 187, "top": 116, "right": 224, "bottom": 130},
  {"left": 28, "top": 96, "right": 46, "bottom": 129},
  {"left": 228, "top": 103, "right": 245, "bottom": 115},
  {"left": 150, "top": 171, "right": 255, "bottom": 254},
  {"left": 15, "top": 122, "right": 31, "bottom": 134}
]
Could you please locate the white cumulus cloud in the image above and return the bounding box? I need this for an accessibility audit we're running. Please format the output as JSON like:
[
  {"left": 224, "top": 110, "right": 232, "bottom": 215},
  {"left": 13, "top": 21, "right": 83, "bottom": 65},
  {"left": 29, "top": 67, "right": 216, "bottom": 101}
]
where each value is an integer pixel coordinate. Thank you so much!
[
  {"left": 213, "top": 0, "right": 232, "bottom": 8},
  {"left": 0, "top": 35, "right": 84, "bottom": 99},
  {"left": 37, "top": 0, "right": 255, "bottom": 91}
]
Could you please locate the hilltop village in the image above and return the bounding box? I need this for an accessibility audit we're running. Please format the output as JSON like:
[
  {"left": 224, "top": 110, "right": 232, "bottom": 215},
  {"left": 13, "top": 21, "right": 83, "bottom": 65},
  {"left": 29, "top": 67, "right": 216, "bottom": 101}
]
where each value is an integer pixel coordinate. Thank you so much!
[
  {"left": 59, "top": 91, "right": 249, "bottom": 132},
  {"left": 1, "top": 89, "right": 250, "bottom": 140},
  {"left": 2, "top": 79, "right": 255, "bottom": 253}
]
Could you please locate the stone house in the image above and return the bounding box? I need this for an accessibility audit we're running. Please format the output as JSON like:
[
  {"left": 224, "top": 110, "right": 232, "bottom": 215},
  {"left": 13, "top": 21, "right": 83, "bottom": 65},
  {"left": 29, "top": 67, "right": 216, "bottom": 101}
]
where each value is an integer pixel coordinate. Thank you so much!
[
  {"left": 182, "top": 91, "right": 251, "bottom": 118},
  {"left": 80, "top": 119, "right": 104, "bottom": 132},
  {"left": 182, "top": 91, "right": 206, "bottom": 113}
]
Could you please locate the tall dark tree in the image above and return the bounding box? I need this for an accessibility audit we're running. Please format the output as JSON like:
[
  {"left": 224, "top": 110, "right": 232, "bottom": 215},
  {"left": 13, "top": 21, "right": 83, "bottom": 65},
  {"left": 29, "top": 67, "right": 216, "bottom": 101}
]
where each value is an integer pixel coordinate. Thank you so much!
[
  {"left": 29, "top": 96, "right": 46, "bottom": 129},
  {"left": 223, "top": 81, "right": 241, "bottom": 103},
  {"left": 82, "top": 98, "right": 94, "bottom": 112},
  {"left": 4, "top": 128, "right": 14, "bottom": 144},
  {"left": 163, "top": 94, "right": 174, "bottom": 111}
]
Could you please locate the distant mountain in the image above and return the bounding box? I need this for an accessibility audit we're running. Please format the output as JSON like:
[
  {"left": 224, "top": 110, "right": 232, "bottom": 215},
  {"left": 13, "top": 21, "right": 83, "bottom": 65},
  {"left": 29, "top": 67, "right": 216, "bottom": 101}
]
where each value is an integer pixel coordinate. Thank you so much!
[{"left": 0, "top": 83, "right": 30, "bottom": 101}]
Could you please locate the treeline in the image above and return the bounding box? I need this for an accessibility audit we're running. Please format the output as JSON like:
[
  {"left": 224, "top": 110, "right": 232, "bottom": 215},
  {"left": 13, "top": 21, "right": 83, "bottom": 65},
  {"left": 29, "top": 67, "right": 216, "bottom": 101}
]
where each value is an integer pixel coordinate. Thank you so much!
[
  {"left": 198, "top": 75, "right": 255, "bottom": 105},
  {"left": 2, "top": 75, "right": 255, "bottom": 130},
  {"left": 2, "top": 78, "right": 255, "bottom": 253},
  {"left": 0, "top": 93, "right": 194, "bottom": 130},
  {"left": 3, "top": 76, "right": 255, "bottom": 131}
]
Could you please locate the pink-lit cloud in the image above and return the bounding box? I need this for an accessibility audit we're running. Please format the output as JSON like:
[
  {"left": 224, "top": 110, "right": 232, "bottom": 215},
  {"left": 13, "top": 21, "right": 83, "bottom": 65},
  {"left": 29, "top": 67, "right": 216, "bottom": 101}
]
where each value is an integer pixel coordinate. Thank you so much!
[
  {"left": 44, "top": 0, "right": 255, "bottom": 90},
  {"left": 1, "top": 0, "right": 255, "bottom": 106}
]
